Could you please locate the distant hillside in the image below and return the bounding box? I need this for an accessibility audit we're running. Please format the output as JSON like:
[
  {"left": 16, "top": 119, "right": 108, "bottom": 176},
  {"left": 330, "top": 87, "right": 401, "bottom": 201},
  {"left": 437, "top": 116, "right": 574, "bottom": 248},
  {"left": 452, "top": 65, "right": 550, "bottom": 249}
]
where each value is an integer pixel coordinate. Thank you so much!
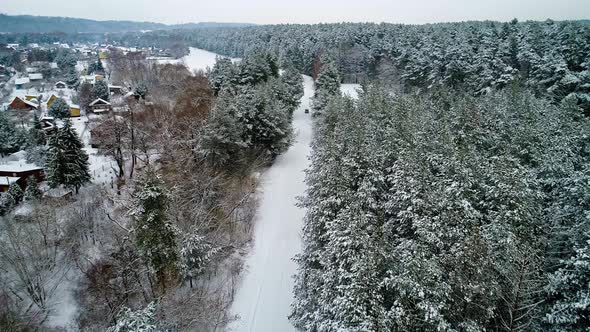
[{"left": 0, "top": 14, "right": 254, "bottom": 33}]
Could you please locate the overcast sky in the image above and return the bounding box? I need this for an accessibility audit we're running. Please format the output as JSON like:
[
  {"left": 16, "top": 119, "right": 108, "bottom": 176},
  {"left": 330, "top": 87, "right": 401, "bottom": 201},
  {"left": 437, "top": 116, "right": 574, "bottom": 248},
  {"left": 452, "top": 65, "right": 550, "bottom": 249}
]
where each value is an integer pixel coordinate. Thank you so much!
[{"left": 2, "top": 0, "right": 589, "bottom": 25}]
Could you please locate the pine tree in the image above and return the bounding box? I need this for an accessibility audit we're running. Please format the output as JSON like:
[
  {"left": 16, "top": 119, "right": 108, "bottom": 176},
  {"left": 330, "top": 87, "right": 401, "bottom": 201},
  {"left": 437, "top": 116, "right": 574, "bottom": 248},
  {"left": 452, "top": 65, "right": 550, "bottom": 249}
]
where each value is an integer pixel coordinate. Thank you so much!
[
  {"left": 23, "top": 176, "right": 42, "bottom": 201},
  {"left": 133, "top": 83, "right": 148, "bottom": 100},
  {"left": 315, "top": 58, "right": 341, "bottom": 95},
  {"left": 179, "top": 234, "right": 220, "bottom": 288},
  {"left": 7, "top": 182, "right": 23, "bottom": 204},
  {"left": 544, "top": 238, "right": 590, "bottom": 331},
  {"left": 28, "top": 114, "right": 46, "bottom": 147},
  {"left": 48, "top": 97, "right": 71, "bottom": 119},
  {"left": 46, "top": 120, "right": 91, "bottom": 193},
  {"left": 92, "top": 80, "right": 110, "bottom": 101},
  {"left": 0, "top": 111, "right": 18, "bottom": 157},
  {"left": 78, "top": 81, "right": 93, "bottom": 111},
  {"left": 0, "top": 192, "right": 16, "bottom": 215},
  {"left": 129, "top": 169, "right": 178, "bottom": 286},
  {"left": 107, "top": 302, "right": 159, "bottom": 332}
]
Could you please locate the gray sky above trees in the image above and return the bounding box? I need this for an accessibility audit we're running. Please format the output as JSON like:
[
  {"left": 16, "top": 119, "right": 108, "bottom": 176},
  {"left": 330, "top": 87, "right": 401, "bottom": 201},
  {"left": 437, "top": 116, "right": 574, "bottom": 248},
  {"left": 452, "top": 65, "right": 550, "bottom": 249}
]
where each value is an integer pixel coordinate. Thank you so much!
[{"left": 2, "top": 0, "right": 589, "bottom": 24}]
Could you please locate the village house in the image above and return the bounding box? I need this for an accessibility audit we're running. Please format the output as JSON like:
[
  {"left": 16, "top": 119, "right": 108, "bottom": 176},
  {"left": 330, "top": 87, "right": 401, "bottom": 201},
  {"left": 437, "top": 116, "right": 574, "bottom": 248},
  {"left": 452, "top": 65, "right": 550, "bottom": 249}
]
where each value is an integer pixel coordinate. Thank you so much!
[
  {"left": 15, "top": 77, "right": 30, "bottom": 89},
  {"left": 89, "top": 98, "right": 112, "bottom": 114},
  {"left": 46, "top": 95, "right": 80, "bottom": 117},
  {"left": 40, "top": 117, "right": 57, "bottom": 134},
  {"left": 79, "top": 74, "right": 104, "bottom": 85},
  {"left": 9, "top": 96, "right": 38, "bottom": 111},
  {"left": 24, "top": 94, "right": 42, "bottom": 102},
  {"left": 55, "top": 81, "right": 67, "bottom": 89},
  {"left": 0, "top": 177, "right": 21, "bottom": 193},
  {"left": 0, "top": 163, "right": 44, "bottom": 192},
  {"left": 70, "top": 104, "right": 81, "bottom": 117},
  {"left": 109, "top": 85, "right": 124, "bottom": 95},
  {"left": 46, "top": 94, "right": 59, "bottom": 107},
  {"left": 29, "top": 73, "right": 43, "bottom": 81}
]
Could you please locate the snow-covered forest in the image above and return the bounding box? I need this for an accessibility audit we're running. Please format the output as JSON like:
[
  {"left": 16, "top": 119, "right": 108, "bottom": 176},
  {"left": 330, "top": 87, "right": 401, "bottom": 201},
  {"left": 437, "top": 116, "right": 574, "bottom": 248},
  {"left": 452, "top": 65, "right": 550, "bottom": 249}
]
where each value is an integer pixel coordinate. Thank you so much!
[{"left": 0, "top": 15, "right": 589, "bottom": 332}]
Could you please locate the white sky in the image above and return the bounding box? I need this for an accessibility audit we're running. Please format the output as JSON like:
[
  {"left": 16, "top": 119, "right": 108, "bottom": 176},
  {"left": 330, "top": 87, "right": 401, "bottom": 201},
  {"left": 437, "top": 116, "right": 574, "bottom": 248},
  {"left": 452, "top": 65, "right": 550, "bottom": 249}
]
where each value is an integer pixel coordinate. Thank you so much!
[{"left": 1, "top": 0, "right": 589, "bottom": 25}]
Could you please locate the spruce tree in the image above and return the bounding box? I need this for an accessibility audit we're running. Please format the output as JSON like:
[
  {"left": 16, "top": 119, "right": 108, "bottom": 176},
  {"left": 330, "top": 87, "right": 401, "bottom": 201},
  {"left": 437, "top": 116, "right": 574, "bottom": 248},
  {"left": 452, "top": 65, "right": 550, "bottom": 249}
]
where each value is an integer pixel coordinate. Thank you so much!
[
  {"left": 7, "top": 182, "right": 23, "bottom": 204},
  {"left": 48, "top": 97, "right": 71, "bottom": 119},
  {"left": 23, "top": 176, "right": 42, "bottom": 201},
  {"left": 46, "top": 120, "right": 91, "bottom": 193},
  {"left": 92, "top": 80, "right": 110, "bottom": 101},
  {"left": 315, "top": 59, "right": 341, "bottom": 95},
  {"left": 0, "top": 193, "right": 15, "bottom": 215},
  {"left": 28, "top": 114, "right": 46, "bottom": 146},
  {"left": 129, "top": 169, "right": 178, "bottom": 286},
  {"left": 0, "top": 111, "right": 18, "bottom": 157}
]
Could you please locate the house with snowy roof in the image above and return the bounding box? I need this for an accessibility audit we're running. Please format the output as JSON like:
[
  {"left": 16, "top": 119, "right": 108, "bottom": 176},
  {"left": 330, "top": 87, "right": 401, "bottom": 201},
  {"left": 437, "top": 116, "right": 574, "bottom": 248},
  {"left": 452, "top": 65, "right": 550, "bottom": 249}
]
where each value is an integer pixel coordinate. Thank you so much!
[
  {"left": 0, "top": 163, "right": 44, "bottom": 192},
  {"left": 9, "top": 96, "right": 38, "bottom": 111},
  {"left": 29, "top": 73, "right": 43, "bottom": 81},
  {"left": 15, "top": 77, "right": 31, "bottom": 89},
  {"left": 55, "top": 81, "right": 67, "bottom": 89},
  {"left": 89, "top": 98, "right": 112, "bottom": 114}
]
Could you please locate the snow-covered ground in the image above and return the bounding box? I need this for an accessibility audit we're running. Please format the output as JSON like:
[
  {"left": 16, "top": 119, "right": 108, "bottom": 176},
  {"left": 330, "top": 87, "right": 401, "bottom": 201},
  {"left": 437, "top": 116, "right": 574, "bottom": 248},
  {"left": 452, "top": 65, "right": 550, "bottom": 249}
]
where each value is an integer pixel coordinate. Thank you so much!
[
  {"left": 229, "top": 76, "right": 315, "bottom": 332},
  {"left": 340, "top": 83, "right": 362, "bottom": 99},
  {"left": 70, "top": 115, "right": 118, "bottom": 185},
  {"left": 156, "top": 47, "right": 240, "bottom": 72}
]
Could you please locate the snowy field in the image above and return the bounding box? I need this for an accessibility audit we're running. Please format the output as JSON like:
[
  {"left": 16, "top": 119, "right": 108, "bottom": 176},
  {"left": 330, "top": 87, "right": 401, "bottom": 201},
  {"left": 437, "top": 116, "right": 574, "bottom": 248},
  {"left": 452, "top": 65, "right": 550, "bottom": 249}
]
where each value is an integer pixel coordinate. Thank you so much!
[
  {"left": 340, "top": 83, "right": 362, "bottom": 99},
  {"left": 157, "top": 47, "right": 240, "bottom": 72},
  {"left": 229, "top": 76, "right": 315, "bottom": 332}
]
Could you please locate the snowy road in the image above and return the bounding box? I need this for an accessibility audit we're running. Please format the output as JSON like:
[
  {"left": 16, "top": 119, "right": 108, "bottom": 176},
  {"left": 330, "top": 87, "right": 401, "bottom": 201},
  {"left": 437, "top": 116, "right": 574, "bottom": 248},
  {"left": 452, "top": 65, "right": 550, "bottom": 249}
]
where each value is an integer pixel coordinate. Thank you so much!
[{"left": 228, "top": 76, "right": 314, "bottom": 332}]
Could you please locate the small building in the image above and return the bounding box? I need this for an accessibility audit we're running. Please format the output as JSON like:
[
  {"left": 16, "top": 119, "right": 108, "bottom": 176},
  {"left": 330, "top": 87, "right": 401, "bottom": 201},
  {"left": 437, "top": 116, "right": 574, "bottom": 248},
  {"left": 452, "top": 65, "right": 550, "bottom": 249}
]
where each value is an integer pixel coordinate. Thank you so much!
[
  {"left": 26, "top": 67, "right": 38, "bottom": 74},
  {"left": 109, "top": 85, "right": 124, "bottom": 95},
  {"left": 70, "top": 104, "right": 81, "bottom": 117},
  {"left": 55, "top": 81, "right": 67, "bottom": 89},
  {"left": 9, "top": 96, "right": 38, "bottom": 111},
  {"left": 46, "top": 94, "right": 59, "bottom": 108},
  {"left": 0, "top": 163, "right": 44, "bottom": 191},
  {"left": 0, "top": 177, "right": 21, "bottom": 192},
  {"left": 24, "top": 94, "right": 42, "bottom": 101},
  {"left": 29, "top": 73, "right": 43, "bottom": 81},
  {"left": 15, "top": 77, "right": 30, "bottom": 89},
  {"left": 40, "top": 117, "right": 56, "bottom": 135},
  {"left": 89, "top": 98, "right": 112, "bottom": 114},
  {"left": 79, "top": 74, "right": 103, "bottom": 85}
]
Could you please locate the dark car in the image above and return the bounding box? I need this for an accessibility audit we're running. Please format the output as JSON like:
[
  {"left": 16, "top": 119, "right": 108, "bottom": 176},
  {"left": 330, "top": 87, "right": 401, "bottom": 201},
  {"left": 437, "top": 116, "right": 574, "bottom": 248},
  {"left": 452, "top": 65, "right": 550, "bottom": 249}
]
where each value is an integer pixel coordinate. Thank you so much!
[{"left": 304, "top": 109, "right": 309, "bottom": 114}]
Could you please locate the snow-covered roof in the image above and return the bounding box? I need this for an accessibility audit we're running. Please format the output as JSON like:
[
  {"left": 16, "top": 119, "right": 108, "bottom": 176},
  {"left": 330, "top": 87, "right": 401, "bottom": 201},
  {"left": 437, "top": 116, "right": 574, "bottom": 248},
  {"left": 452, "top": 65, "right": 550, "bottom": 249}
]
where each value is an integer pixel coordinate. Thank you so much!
[
  {"left": 89, "top": 98, "right": 111, "bottom": 106},
  {"left": 109, "top": 85, "right": 123, "bottom": 89},
  {"left": 15, "top": 77, "right": 30, "bottom": 85},
  {"left": 0, "top": 162, "right": 43, "bottom": 173},
  {"left": 26, "top": 67, "right": 38, "bottom": 73},
  {"left": 11, "top": 96, "right": 39, "bottom": 108},
  {"left": 55, "top": 81, "right": 67, "bottom": 86},
  {"left": 70, "top": 104, "right": 80, "bottom": 109},
  {"left": 29, "top": 73, "right": 43, "bottom": 80},
  {"left": 0, "top": 176, "right": 20, "bottom": 186},
  {"left": 50, "top": 62, "right": 58, "bottom": 69}
]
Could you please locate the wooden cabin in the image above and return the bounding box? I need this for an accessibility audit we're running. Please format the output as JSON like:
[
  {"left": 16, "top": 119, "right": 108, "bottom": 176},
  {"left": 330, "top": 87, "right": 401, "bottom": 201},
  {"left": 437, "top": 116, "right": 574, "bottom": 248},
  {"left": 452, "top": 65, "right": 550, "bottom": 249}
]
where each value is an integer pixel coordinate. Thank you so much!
[
  {"left": 46, "top": 94, "right": 59, "bottom": 108},
  {"left": 70, "top": 104, "right": 81, "bottom": 117},
  {"left": 55, "top": 81, "right": 67, "bottom": 89},
  {"left": 0, "top": 163, "right": 44, "bottom": 192},
  {"left": 9, "top": 96, "right": 38, "bottom": 111},
  {"left": 0, "top": 176, "right": 21, "bottom": 192},
  {"left": 109, "top": 85, "right": 124, "bottom": 95},
  {"left": 89, "top": 98, "right": 112, "bottom": 114},
  {"left": 15, "top": 77, "right": 30, "bottom": 89}
]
